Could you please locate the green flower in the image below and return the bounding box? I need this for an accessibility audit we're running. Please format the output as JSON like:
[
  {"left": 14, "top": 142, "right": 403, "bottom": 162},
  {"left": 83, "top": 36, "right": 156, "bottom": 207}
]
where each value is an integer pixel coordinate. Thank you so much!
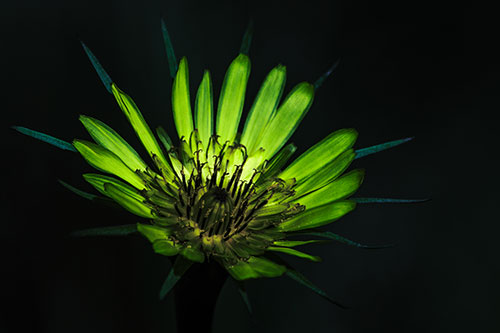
[{"left": 14, "top": 21, "right": 420, "bottom": 304}]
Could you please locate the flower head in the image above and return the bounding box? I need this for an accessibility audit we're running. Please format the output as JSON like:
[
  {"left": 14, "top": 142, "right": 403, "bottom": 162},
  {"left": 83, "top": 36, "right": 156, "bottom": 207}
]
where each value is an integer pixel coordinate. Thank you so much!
[{"left": 14, "top": 22, "right": 419, "bottom": 302}]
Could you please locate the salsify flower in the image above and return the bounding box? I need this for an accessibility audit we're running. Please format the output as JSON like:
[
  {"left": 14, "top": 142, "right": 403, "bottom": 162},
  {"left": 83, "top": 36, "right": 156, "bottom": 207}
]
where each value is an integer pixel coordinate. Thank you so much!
[{"left": 13, "top": 21, "right": 420, "bottom": 306}]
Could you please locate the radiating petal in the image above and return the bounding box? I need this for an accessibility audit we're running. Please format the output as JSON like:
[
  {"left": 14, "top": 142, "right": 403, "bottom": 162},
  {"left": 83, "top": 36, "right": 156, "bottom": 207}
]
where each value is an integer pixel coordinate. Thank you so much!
[
  {"left": 216, "top": 54, "right": 251, "bottom": 144},
  {"left": 74, "top": 140, "right": 145, "bottom": 189},
  {"left": 256, "top": 82, "right": 314, "bottom": 160},
  {"left": 153, "top": 240, "right": 179, "bottom": 256},
  {"left": 277, "top": 200, "right": 356, "bottom": 232},
  {"left": 79, "top": 115, "right": 147, "bottom": 172},
  {"left": 240, "top": 65, "right": 286, "bottom": 154},
  {"left": 83, "top": 173, "right": 143, "bottom": 200},
  {"left": 137, "top": 223, "right": 172, "bottom": 242},
  {"left": 268, "top": 246, "right": 321, "bottom": 262},
  {"left": 225, "top": 256, "right": 286, "bottom": 281},
  {"left": 103, "top": 183, "right": 154, "bottom": 218},
  {"left": 279, "top": 128, "right": 357, "bottom": 182},
  {"left": 172, "top": 57, "right": 194, "bottom": 140},
  {"left": 273, "top": 240, "right": 327, "bottom": 247},
  {"left": 296, "top": 169, "right": 364, "bottom": 209},
  {"left": 111, "top": 84, "right": 171, "bottom": 173},
  {"left": 195, "top": 70, "right": 213, "bottom": 146},
  {"left": 293, "top": 149, "right": 355, "bottom": 195}
]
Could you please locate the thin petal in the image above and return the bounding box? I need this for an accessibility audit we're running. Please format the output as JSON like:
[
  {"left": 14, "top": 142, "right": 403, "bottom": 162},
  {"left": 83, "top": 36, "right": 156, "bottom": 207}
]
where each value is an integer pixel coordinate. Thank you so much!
[
  {"left": 137, "top": 223, "right": 172, "bottom": 242},
  {"left": 74, "top": 140, "right": 145, "bottom": 189},
  {"left": 111, "top": 84, "right": 171, "bottom": 173},
  {"left": 293, "top": 149, "right": 355, "bottom": 195},
  {"left": 83, "top": 173, "right": 143, "bottom": 200},
  {"left": 160, "top": 18, "right": 178, "bottom": 79},
  {"left": 279, "top": 128, "right": 357, "bottom": 182},
  {"left": 195, "top": 70, "right": 213, "bottom": 146},
  {"left": 273, "top": 240, "right": 327, "bottom": 247},
  {"left": 277, "top": 200, "right": 356, "bottom": 232},
  {"left": 296, "top": 169, "right": 364, "bottom": 209},
  {"left": 80, "top": 41, "right": 112, "bottom": 93},
  {"left": 225, "top": 256, "right": 286, "bottom": 281},
  {"left": 256, "top": 82, "right": 314, "bottom": 160},
  {"left": 103, "top": 183, "right": 154, "bottom": 218},
  {"left": 355, "top": 137, "right": 413, "bottom": 159},
  {"left": 172, "top": 57, "right": 194, "bottom": 140},
  {"left": 240, "top": 65, "right": 286, "bottom": 154},
  {"left": 79, "top": 115, "right": 147, "bottom": 172},
  {"left": 267, "top": 246, "right": 321, "bottom": 262},
  {"left": 216, "top": 54, "right": 251, "bottom": 144}
]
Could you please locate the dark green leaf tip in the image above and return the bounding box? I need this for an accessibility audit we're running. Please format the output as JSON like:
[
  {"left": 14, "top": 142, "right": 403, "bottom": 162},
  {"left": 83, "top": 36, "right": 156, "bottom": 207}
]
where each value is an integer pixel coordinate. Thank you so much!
[
  {"left": 239, "top": 19, "right": 254, "bottom": 55},
  {"left": 291, "top": 231, "right": 394, "bottom": 249},
  {"left": 159, "top": 256, "right": 192, "bottom": 300},
  {"left": 314, "top": 58, "right": 341, "bottom": 90},
  {"left": 285, "top": 270, "right": 348, "bottom": 309},
  {"left": 70, "top": 224, "right": 137, "bottom": 237},
  {"left": 12, "top": 126, "right": 77, "bottom": 152},
  {"left": 353, "top": 197, "right": 430, "bottom": 204},
  {"left": 80, "top": 41, "right": 113, "bottom": 93},
  {"left": 235, "top": 281, "right": 253, "bottom": 315},
  {"left": 355, "top": 136, "right": 414, "bottom": 159},
  {"left": 58, "top": 179, "right": 97, "bottom": 201},
  {"left": 160, "top": 18, "right": 178, "bottom": 79}
]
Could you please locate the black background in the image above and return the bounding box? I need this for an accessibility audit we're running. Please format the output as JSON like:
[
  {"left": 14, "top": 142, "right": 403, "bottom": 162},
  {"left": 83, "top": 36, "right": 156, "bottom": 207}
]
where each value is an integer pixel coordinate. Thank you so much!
[{"left": 2, "top": 0, "right": 498, "bottom": 332}]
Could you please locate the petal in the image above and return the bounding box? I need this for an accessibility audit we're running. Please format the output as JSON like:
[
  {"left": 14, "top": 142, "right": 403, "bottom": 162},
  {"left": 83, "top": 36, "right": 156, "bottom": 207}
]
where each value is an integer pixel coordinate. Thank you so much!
[
  {"left": 296, "top": 169, "right": 365, "bottom": 209},
  {"left": 79, "top": 115, "right": 147, "bottom": 172},
  {"left": 111, "top": 84, "right": 171, "bottom": 173},
  {"left": 194, "top": 70, "right": 213, "bottom": 146},
  {"left": 153, "top": 240, "right": 179, "bottom": 256},
  {"left": 273, "top": 240, "right": 327, "bottom": 247},
  {"left": 240, "top": 65, "right": 286, "bottom": 154},
  {"left": 103, "top": 183, "right": 154, "bottom": 218},
  {"left": 267, "top": 246, "right": 321, "bottom": 262},
  {"left": 74, "top": 140, "right": 145, "bottom": 189},
  {"left": 83, "top": 173, "right": 143, "bottom": 200},
  {"left": 277, "top": 200, "right": 356, "bottom": 232},
  {"left": 216, "top": 54, "right": 251, "bottom": 144},
  {"left": 256, "top": 82, "right": 314, "bottom": 161},
  {"left": 225, "top": 256, "right": 286, "bottom": 281},
  {"left": 180, "top": 246, "right": 205, "bottom": 263},
  {"left": 279, "top": 128, "right": 358, "bottom": 183},
  {"left": 137, "top": 223, "right": 172, "bottom": 242},
  {"left": 293, "top": 149, "right": 355, "bottom": 195},
  {"left": 172, "top": 57, "right": 194, "bottom": 140}
]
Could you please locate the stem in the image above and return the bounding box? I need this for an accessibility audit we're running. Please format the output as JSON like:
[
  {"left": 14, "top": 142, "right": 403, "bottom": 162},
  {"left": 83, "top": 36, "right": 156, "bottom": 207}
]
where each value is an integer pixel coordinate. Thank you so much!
[{"left": 173, "top": 261, "right": 228, "bottom": 333}]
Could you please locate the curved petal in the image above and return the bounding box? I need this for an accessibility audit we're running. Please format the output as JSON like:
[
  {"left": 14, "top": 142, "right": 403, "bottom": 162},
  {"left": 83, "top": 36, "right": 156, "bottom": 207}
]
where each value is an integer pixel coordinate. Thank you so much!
[
  {"left": 256, "top": 82, "right": 314, "bottom": 161},
  {"left": 172, "top": 57, "right": 194, "bottom": 140},
  {"left": 103, "top": 183, "right": 154, "bottom": 218},
  {"left": 224, "top": 256, "right": 286, "bottom": 280},
  {"left": 79, "top": 115, "right": 147, "bottom": 172},
  {"left": 73, "top": 139, "right": 145, "bottom": 189},
  {"left": 216, "top": 54, "right": 251, "bottom": 144},
  {"left": 195, "top": 70, "right": 214, "bottom": 146}
]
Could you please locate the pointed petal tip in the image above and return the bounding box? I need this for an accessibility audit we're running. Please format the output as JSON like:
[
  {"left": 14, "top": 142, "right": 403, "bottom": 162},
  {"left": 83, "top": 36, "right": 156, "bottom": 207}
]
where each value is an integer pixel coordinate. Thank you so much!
[
  {"left": 314, "top": 58, "right": 341, "bottom": 90},
  {"left": 80, "top": 41, "right": 113, "bottom": 93},
  {"left": 240, "top": 19, "right": 254, "bottom": 55}
]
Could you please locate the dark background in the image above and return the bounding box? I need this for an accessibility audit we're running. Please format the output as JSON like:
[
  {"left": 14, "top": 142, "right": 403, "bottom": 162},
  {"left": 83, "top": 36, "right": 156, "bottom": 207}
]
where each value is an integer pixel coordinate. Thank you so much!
[{"left": 2, "top": 0, "right": 497, "bottom": 332}]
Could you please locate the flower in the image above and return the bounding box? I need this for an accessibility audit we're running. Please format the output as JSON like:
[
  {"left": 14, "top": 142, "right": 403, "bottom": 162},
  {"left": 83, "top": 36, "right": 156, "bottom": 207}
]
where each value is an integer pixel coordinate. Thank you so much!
[{"left": 13, "top": 21, "right": 418, "bottom": 302}]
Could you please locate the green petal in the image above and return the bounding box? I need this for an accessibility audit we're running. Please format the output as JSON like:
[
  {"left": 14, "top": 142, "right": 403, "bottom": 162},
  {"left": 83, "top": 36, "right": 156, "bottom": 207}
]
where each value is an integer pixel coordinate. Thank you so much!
[
  {"left": 267, "top": 246, "right": 321, "bottom": 262},
  {"left": 137, "top": 223, "right": 172, "bottom": 242},
  {"left": 103, "top": 183, "right": 154, "bottom": 218},
  {"left": 83, "top": 173, "right": 143, "bottom": 200},
  {"left": 153, "top": 240, "right": 179, "bottom": 256},
  {"left": 216, "top": 54, "right": 251, "bottom": 144},
  {"left": 79, "top": 115, "right": 147, "bottom": 172},
  {"left": 294, "top": 149, "right": 355, "bottom": 195},
  {"left": 159, "top": 255, "right": 193, "bottom": 300},
  {"left": 156, "top": 126, "right": 173, "bottom": 151},
  {"left": 257, "top": 82, "right": 314, "bottom": 160},
  {"left": 74, "top": 140, "right": 145, "bottom": 189},
  {"left": 277, "top": 200, "right": 356, "bottom": 232},
  {"left": 180, "top": 246, "right": 205, "bottom": 263},
  {"left": 12, "top": 126, "right": 76, "bottom": 152},
  {"left": 257, "top": 143, "right": 297, "bottom": 183},
  {"left": 172, "top": 57, "right": 194, "bottom": 140},
  {"left": 71, "top": 224, "right": 137, "bottom": 237},
  {"left": 240, "top": 65, "right": 286, "bottom": 154},
  {"left": 273, "top": 240, "right": 327, "bottom": 247},
  {"left": 195, "top": 70, "right": 213, "bottom": 146},
  {"left": 58, "top": 179, "right": 97, "bottom": 200},
  {"left": 279, "top": 128, "right": 358, "bottom": 182},
  {"left": 225, "top": 256, "right": 286, "bottom": 281},
  {"left": 296, "top": 169, "right": 364, "bottom": 209},
  {"left": 111, "top": 84, "right": 170, "bottom": 171}
]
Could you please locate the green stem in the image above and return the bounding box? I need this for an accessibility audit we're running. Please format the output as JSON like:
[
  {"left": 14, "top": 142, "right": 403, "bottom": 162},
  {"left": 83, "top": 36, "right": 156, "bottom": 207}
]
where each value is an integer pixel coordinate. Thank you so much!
[{"left": 173, "top": 261, "right": 228, "bottom": 333}]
